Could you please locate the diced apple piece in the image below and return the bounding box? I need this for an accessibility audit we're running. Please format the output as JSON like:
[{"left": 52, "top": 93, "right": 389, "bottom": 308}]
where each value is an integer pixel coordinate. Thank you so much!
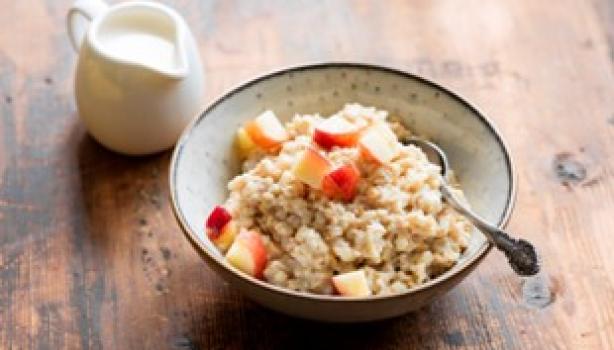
[
  {"left": 332, "top": 270, "right": 371, "bottom": 297},
  {"left": 313, "top": 115, "right": 361, "bottom": 150},
  {"left": 206, "top": 206, "right": 232, "bottom": 240},
  {"left": 225, "top": 230, "right": 268, "bottom": 278},
  {"left": 322, "top": 163, "right": 360, "bottom": 201},
  {"left": 372, "top": 122, "right": 398, "bottom": 143},
  {"left": 244, "top": 110, "right": 289, "bottom": 151},
  {"left": 292, "top": 147, "right": 332, "bottom": 189},
  {"left": 358, "top": 123, "right": 399, "bottom": 164},
  {"left": 235, "top": 127, "right": 257, "bottom": 157},
  {"left": 215, "top": 220, "right": 239, "bottom": 251}
]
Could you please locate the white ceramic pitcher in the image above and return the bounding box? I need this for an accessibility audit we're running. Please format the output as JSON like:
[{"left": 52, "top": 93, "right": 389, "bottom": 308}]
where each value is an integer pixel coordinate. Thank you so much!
[{"left": 67, "top": 0, "right": 204, "bottom": 155}]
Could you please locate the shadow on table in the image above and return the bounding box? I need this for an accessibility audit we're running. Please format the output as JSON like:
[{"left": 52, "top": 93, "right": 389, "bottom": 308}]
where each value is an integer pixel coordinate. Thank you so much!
[
  {"left": 75, "top": 132, "right": 171, "bottom": 245},
  {"left": 75, "top": 131, "right": 207, "bottom": 342},
  {"left": 175, "top": 283, "right": 465, "bottom": 350},
  {"left": 185, "top": 298, "right": 441, "bottom": 349}
]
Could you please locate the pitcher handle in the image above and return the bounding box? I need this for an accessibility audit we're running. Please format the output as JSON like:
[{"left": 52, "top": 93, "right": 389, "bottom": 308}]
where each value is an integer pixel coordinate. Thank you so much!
[{"left": 67, "top": 0, "right": 109, "bottom": 51}]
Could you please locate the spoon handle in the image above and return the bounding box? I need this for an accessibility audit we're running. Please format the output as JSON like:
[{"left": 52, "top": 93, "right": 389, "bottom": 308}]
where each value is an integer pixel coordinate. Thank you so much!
[{"left": 440, "top": 183, "right": 539, "bottom": 276}]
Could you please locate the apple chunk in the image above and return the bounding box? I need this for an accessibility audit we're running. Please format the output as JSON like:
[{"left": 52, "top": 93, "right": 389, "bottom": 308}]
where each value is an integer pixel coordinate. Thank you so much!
[
  {"left": 358, "top": 123, "right": 399, "bottom": 164},
  {"left": 332, "top": 270, "right": 371, "bottom": 297},
  {"left": 206, "top": 206, "right": 239, "bottom": 250},
  {"left": 322, "top": 163, "right": 360, "bottom": 201},
  {"left": 292, "top": 147, "right": 332, "bottom": 189},
  {"left": 206, "top": 206, "right": 232, "bottom": 240},
  {"left": 235, "top": 127, "right": 257, "bottom": 158},
  {"left": 225, "top": 230, "right": 268, "bottom": 278},
  {"left": 313, "top": 115, "right": 361, "bottom": 150},
  {"left": 215, "top": 220, "right": 239, "bottom": 251},
  {"left": 244, "top": 110, "right": 289, "bottom": 151}
]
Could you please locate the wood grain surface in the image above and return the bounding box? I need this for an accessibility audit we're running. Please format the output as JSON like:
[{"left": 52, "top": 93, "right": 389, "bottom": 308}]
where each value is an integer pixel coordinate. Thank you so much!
[{"left": 1, "top": 0, "right": 614, "bottom": 349}]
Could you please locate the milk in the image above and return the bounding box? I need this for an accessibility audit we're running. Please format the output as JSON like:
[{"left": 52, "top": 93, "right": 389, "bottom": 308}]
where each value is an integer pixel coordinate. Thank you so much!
[{"left": 98, "top": 32, "right": 177, "bottom": 69}]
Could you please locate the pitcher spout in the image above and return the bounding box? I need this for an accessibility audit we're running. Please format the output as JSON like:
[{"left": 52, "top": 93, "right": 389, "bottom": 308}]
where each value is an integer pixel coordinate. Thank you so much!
[
  {"left": 89, "top": 1, "right": 191, "bottom": 79},
  {"left": 151, "top": 23, "right": 189, "bottom": 79}
]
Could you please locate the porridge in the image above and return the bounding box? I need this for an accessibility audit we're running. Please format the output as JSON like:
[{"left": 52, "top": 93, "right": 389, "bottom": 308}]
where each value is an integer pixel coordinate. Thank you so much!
[{"left": 205, "top": 104, "right": 473, "bottom": 297}]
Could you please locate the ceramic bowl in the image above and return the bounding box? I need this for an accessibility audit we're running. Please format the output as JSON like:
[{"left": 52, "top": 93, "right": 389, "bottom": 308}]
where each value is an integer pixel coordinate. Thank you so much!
[{"left": 169, "top": 63, "right": 516, "bottom": 322}]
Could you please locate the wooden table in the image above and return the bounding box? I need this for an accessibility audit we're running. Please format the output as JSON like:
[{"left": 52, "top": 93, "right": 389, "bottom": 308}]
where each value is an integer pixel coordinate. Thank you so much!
[{"left": 1, "top": 0, "right": 613, "bottom": 348}]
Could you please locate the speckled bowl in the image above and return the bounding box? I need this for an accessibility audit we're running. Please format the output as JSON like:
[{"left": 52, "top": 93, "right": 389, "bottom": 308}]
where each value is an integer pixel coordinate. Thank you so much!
[{"left": 169, "top": 63, "right": 516, "bottom": 322}]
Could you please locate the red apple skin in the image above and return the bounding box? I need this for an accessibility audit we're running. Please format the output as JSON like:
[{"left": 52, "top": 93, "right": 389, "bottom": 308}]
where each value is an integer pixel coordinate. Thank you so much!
[
  {"left": 313, "top": 129, "right": 359, "bottom": 150},
  {"left": 238, "top": 230, "right": 268, "bottom": 279},
  {"left": 206, "top": 206, "right": 232, "bottom": 240},
  {"left": 313, "top": 117, "right": 361, "bottom": 150},
  {"left": 322, "top": 163, "right": 360, "bottom": 202}
]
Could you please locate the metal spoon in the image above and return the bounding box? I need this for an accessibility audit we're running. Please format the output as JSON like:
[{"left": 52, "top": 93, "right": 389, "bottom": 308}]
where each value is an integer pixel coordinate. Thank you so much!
[{"left": 402, "top": 137, "right": 539, "bottom": 276}]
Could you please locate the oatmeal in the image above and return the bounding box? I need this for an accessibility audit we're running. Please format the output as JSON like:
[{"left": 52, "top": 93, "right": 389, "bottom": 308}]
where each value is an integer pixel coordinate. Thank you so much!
[{"left": 205, "top": 104, "right": 473, "bottom": 296}]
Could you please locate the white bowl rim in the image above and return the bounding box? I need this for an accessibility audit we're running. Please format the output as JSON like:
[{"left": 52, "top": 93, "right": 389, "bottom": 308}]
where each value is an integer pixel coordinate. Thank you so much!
[{"left": 169, "top": 61, "right": 517, "bottom": 302}]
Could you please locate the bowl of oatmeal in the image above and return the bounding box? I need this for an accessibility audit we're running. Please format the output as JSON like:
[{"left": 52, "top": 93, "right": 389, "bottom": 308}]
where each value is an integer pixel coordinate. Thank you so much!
[{"left": 170, "top": 63, "right": 515, "bottom": 322}]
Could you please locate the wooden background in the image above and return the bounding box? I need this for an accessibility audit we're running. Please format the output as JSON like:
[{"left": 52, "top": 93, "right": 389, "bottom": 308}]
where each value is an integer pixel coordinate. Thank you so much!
[{"left": 1, "top": 0, "right": 613, "bottom": 349}]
